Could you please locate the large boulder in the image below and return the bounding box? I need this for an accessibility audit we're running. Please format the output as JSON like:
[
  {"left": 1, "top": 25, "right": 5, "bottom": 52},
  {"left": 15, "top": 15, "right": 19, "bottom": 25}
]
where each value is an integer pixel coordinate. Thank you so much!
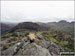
[
  {"left": 16, "top": 43, "right": 52, "bottom": 56},
  {"left": 48, "top": 43, "right": 60, "bottom": 55}
]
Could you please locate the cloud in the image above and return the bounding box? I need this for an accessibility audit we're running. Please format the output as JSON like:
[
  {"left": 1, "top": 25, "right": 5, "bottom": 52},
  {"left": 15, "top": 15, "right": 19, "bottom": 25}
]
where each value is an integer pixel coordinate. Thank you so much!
[{"left": 1, "top": 1, "right": 74, "bottom": 23}]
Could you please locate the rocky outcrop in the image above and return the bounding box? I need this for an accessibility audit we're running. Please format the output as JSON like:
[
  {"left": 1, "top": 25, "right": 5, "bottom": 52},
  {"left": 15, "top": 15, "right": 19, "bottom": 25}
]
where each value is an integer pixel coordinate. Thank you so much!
[
  {"left": 48, "top": 43, "right": 60, "bottom": 55},
  {"left": 16, "top": 43, "right": 52, "bottom": 56},
  {"left": 1, "top": 33, "right": 52, "bottom": 56},
  {"left": 1, "top": 33, "right": 62, "bottom": 56},
  {"left": 1, "top": 43, "right": 52, "bottom": 56}
]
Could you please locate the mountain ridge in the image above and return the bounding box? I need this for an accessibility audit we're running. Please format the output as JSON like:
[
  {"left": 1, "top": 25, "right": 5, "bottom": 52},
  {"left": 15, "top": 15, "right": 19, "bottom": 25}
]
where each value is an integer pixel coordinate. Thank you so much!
[{"left": 1, "top": 20, "right": 74, "bottom": 35}]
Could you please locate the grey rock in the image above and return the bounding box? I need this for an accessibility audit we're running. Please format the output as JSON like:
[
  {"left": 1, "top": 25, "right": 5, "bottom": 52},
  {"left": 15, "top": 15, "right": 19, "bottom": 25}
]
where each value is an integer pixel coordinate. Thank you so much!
[
  {"left": 48, "top": 43, "right": 60, "bottom": 55},
  {"left": 16, "top": 43, "right": 52, "bottom": 56}
]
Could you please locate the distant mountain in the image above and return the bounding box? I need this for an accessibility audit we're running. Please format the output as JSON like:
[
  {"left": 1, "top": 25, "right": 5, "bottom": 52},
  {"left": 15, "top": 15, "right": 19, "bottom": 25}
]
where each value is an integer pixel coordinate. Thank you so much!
[
  {"left": 1, "top": 22, "right": 18, "bottom": 27},
  {"left": 1, "top": 20, "right": 74, "bottom": 35},
  {"left": 33, "top": 20, "right": 74, "bottom": 34},
  {"left": 10, "top": 22, "right": 50, "bottom": 32},
  {"left": 0, "top": 23, "right": 13, "bottom": 35},
  {"left": 58, "top": 20, "right": 69, "bottom": 24},
  {"left": 70, "top": 21, "right": 75, "bottom": 24},
  {"left": 46, "top": 20, "right": 74, "bottom": 35},
  {"left": 36, "top": 22, "right": 50, "bottom": 31}
]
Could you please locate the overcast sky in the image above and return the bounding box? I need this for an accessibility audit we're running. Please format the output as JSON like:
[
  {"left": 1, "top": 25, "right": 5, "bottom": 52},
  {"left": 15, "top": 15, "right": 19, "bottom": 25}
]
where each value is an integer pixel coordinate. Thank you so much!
[{"left": 1, "top": 1, "right": 74, "bottom": 23}]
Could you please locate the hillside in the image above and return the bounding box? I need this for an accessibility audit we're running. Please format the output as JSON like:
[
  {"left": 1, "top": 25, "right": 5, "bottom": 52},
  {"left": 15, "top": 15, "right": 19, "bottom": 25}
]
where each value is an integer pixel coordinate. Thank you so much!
[
  {"left": 47, "top": 20, "right": 74, "bottom": 34},
  {"left": 36, "top": 20, "right": 74, "bottom": 35},
  {"left": 1, "top": 32, "right": 53, "bottom": 56},
  {"left": 0, "top": 23, "right": 13, "bottom": 35},
  {"left": 10, "top": 22, "right": 50, "bottom": 32},
  {"left": 1, "top": 20, "right": 74, "bottom": 35},
  {"left": 0, "top": 21, "right": 74, "bottom": 56}
]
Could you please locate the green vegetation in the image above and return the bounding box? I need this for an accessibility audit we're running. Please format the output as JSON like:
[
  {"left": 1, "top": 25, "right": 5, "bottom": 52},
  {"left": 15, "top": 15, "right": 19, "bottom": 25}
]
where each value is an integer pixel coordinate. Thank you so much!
[
  {"left": 1, "top": 33, "right": 13, "bottom": 41},
  {"left": 1, "top": 42, "right": 15, "bottom": 51},
  {"left": 1, "top": 31, "right": 29, "bottom": 41},
  {"left": 50, "top": 38, "right": 59, "bottom": 44},
  {"left": 10, "top": 37, "right": 21, "bottom": 42},
  {"left": 38, "top": 30, "right": 74, "bottom": 51},
  {"left": 1, "top": 27, "right": 74, "bottom": 52},
  {"left": 1, "top": 31, "right": 29, "bottom": 51},
  {"left": 1, "top": 37, "right": 21, "bottom": 51}
]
